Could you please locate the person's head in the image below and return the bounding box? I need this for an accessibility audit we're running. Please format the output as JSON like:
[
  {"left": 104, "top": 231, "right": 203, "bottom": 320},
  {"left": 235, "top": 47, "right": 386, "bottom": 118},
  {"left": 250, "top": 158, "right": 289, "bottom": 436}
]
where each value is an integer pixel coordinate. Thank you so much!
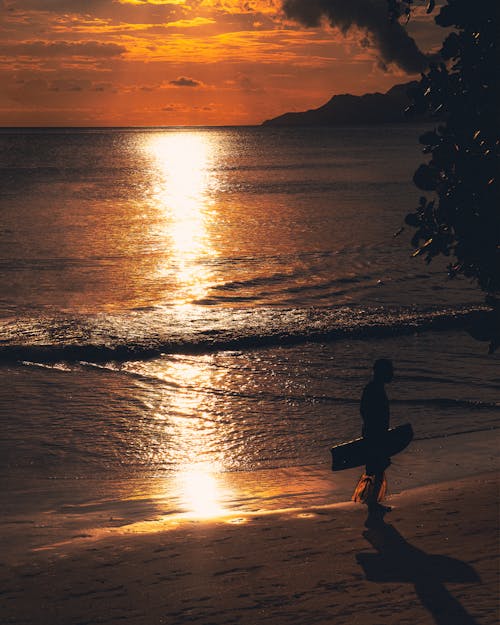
[{"left": 373, "top": 358, "right": 394, "bottom": 384}]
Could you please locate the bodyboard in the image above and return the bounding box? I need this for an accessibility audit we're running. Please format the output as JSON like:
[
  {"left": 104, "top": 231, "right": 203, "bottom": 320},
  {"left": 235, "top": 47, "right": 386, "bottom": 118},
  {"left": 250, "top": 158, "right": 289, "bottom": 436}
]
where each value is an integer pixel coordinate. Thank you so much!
[{"left": 330, "top": 423, "right": 413, "bottom": 472}]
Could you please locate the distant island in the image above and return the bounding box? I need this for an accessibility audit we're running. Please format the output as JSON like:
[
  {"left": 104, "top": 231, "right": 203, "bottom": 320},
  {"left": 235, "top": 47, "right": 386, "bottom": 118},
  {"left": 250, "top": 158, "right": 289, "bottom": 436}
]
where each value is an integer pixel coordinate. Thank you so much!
[{"left": 262, "top": 81, "right": 420, "bottom": 127}]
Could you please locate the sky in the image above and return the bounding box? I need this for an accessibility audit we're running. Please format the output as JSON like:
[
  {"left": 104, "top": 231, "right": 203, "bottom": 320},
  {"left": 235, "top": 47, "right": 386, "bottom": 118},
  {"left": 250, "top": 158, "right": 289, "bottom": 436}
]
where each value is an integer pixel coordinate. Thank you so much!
[{"left": 0, "top": 0, "right": 443, "bottom": 126}]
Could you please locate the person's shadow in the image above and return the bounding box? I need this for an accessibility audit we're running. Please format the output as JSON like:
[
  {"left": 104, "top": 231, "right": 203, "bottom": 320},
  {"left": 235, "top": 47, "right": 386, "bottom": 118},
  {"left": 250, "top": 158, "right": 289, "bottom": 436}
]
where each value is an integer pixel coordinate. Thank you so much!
[{"left": 356, "top": 519, "right": 481, "bottom": 625}]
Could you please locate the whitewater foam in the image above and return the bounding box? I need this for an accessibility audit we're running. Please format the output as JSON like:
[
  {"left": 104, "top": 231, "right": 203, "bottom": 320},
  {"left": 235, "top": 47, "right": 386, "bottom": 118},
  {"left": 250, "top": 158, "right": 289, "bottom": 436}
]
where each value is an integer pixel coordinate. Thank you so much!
[{"left": 0, "top": 303, "right": 490, "bottom": 364}]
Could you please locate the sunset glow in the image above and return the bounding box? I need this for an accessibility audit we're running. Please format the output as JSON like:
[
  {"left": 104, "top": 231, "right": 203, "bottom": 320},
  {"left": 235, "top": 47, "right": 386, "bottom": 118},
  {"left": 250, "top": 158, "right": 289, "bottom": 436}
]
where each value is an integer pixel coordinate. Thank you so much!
[
  {"left": 147, "top": 132, "right": 216, "bottom": 303},
  {"left": 0, "top": 0, "right": 439, "bottom": 126},
  {"left": 177, "top": 465, "right": 227, "bottom": 519}
]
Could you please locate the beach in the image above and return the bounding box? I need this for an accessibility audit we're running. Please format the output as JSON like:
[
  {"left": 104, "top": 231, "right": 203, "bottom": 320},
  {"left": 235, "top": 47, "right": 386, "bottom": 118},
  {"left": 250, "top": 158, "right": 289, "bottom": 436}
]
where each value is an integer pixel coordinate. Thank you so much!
[
  {"left": 0, "top": 126, "right": 498, "bottom": 624},
  {"left": 2, "top": 472, "right": 497, "bottom": 625}
]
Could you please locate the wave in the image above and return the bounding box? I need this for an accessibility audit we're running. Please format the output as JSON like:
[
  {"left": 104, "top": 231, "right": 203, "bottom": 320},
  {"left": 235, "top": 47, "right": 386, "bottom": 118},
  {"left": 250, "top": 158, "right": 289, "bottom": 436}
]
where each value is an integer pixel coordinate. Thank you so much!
[
  {"left": 413, "top": 425, "right": 500, "bottom": 442},
  {"left": 36, "top": 359, "right": 499, "bottom": 411},
  {"left": 0, "top": 303, "right": 490, "bottom": 364},
  {"left": 394, "top": 398, "right": 500, "bottom": 410}
]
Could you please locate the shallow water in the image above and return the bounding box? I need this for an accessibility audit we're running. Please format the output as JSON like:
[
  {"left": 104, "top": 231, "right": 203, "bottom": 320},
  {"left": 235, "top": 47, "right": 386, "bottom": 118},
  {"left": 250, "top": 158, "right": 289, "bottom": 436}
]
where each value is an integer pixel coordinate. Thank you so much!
[
  {"left": 0, "top": 125, "right": 479, "bottom": 317},
  {"left": 1, "top": 330, "right": 498, "bottom": 476},
  {"left": 0, "top": 127, "right": 498, "bottom": 542}
]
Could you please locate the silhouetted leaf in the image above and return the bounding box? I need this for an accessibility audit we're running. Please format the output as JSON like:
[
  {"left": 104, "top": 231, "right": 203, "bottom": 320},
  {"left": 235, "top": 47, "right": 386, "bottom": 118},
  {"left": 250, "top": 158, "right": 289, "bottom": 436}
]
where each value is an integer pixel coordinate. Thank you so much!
[
  {"left": 389, "top": 0, "right": 500, "bottom": 349},
  {"left": 413, "top": 164, "right": 437, "bottom": 191}
]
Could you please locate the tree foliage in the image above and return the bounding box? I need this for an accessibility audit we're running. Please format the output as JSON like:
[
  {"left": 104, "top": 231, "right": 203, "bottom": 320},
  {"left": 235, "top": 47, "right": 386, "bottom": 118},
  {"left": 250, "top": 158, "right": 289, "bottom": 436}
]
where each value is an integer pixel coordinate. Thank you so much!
[{"left": 390, "top": 0, "right": 499, "bottom": 350}]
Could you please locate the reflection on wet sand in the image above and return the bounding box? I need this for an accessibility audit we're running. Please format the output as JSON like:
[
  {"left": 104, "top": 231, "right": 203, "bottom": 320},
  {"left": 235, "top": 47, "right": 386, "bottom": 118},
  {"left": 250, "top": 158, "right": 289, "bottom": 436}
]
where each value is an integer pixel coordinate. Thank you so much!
[
  {"left": 176, "top": 465, "right": 228, "bottom": 519},
  {"left": 21, "top": 466, "right": 346, "bottom": 556}
]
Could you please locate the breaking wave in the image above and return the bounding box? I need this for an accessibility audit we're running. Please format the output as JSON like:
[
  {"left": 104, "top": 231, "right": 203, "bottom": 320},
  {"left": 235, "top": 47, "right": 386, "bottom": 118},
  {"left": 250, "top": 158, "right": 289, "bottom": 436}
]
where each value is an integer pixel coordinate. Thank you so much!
[{"left": 0, "top": 303, "right": 490, "bottom": 364}]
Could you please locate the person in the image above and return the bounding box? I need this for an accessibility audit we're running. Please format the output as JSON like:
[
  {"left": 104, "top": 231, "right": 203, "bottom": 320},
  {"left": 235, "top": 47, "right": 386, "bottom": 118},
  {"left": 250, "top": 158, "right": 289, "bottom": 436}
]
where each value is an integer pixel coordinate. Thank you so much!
[{"left": 352, "top": 358, "right": 394, "bottom": 524}]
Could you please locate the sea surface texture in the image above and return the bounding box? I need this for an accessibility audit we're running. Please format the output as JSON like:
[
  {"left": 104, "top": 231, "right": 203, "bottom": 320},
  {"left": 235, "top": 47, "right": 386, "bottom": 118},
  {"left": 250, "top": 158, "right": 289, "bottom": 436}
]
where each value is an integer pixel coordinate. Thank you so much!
[{"left": 0, "top": 126, "right": 498, "bottom": 526}]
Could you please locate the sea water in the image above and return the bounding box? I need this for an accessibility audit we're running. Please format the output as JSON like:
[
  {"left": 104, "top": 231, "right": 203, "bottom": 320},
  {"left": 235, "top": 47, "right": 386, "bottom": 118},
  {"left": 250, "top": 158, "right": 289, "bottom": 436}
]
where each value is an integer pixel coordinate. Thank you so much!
[{"left": 0, "top": 126, "right": 498, "bottom": 549}]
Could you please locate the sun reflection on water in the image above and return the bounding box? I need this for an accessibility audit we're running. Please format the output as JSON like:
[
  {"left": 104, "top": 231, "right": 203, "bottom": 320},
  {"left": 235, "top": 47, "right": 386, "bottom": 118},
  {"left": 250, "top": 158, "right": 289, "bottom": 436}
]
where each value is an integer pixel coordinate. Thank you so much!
[
  {"left": 146, "top": 132, "right": 218, "bottom": 304},
  {"left": 144, "top": 355, "right": 233, "bottom": 519}
]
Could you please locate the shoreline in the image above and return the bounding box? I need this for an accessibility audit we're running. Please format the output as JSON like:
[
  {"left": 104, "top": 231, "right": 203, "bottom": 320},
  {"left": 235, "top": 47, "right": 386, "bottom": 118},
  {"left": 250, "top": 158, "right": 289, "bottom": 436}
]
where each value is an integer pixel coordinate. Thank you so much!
[
  {"left": 1, "top": 471, "right": 498, "bottom": 625},
  {"left": 1, "top": 426, "right": 498, "bottom": 564}
]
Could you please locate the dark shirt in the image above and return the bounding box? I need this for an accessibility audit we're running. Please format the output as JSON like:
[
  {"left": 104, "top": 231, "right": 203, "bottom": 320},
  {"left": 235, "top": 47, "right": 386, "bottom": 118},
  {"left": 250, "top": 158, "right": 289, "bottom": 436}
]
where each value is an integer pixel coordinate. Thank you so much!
[{"left": 360, "top": 380, "right": 390, "bottom": 441}]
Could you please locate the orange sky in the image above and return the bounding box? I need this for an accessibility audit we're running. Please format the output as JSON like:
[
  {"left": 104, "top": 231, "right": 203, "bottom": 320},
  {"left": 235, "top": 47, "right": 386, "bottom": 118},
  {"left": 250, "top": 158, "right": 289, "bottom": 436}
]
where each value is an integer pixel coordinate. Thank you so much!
[{"left": 0, "top": 0, "right": 441, "bottom": 126}]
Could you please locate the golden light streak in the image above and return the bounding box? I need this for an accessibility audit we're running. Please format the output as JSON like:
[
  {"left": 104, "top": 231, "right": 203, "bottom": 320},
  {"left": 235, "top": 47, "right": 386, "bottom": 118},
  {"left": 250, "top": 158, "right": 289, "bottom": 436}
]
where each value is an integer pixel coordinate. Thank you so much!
[
  {"left": 199, "top": 0, "right": 281, "bottom": 13},
  {"left": 167, "top": 17, "right": 217, "bottom": 28},
  {"left": 145, "top": 356, "right": 232, "bottom": 520},
  {"left": 146, "top": 132, "right": 218, "bottom": 304},
  {"left": 0, "top": 0, "right": 415, "bottom": 125},
  {"left": 177, "top": 464, "right": 227, "bottom": 518},
  {"left": 119, "top": 0, "right": 187, "bottom": 5},
  {"left": 119, "top": 28, "right": 342, "bottom": 65}
]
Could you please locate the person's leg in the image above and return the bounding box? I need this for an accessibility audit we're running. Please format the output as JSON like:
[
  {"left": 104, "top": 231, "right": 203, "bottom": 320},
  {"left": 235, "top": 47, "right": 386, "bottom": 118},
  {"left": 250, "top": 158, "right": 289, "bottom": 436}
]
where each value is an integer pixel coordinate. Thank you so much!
[
  {"left": 352, "top": 472, "right": 374, "bottom": 502},
  {"left": 367, "top": 471, "right": 391, "bottom": 510},
  {"left": 366, "top": 472, "right": 381, "bottom": 508}
]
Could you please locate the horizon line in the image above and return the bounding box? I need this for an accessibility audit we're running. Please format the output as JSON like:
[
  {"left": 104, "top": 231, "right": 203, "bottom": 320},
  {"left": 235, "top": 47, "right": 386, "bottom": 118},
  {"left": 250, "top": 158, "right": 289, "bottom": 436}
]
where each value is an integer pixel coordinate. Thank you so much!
[{"left": 0, "top": 124, "right": 261, "bottom": 130}]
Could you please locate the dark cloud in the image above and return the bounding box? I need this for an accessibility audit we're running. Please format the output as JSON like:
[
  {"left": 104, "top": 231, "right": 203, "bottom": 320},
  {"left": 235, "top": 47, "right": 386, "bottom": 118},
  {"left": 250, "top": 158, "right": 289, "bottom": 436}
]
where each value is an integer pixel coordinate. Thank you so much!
[
  {"left": 161, "top": 103, "right": 215, "bottom": 113},
  {"left": 46, "top": 78, "right": 114, "bottom": 92},
  {"left": 0, "top": 40, "right": 126, "bottom": 57},
  {"left": 49, "top": 78, "right": 88, "bottom": 91},
  {"left": 169, "top": 76, "right": 201, "bottom": 87},
  {"left": 92, "top": 81, "right": 114, "bottom": 92},
  {"left": 5, "top": 75, "right": 116, "bottom": 96},
  {"left": 234, "top": 72, "right": 262, "bottom": 93},
  {"left": 281, "top": 0, "right": 433, "bottom": 73}
]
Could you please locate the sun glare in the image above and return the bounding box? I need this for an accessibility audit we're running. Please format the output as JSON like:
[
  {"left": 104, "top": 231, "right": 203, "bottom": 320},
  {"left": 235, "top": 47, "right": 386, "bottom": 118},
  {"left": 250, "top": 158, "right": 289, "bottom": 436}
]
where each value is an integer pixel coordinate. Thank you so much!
[
  {"left": 146, "top": 132, "right": 218, "bottom": 304},
  {"left": 143, "top": 356, "right": 233, "bottom": 518},
  {"left": 177, "top": 464, "right": 227, "bottom": 519}
]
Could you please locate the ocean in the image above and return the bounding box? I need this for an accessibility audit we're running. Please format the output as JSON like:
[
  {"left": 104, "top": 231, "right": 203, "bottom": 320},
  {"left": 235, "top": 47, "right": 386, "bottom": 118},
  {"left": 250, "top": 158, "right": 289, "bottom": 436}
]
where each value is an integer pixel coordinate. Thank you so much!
[{"left": 0, "top": 126, "right": 498, "bottom": 549}]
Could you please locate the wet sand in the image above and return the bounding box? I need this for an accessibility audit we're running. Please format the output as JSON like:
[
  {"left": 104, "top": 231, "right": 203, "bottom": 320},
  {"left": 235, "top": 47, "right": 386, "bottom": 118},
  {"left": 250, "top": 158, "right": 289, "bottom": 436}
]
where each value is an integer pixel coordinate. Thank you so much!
[{"left": 1, "top": 472, "right": 498, "bottom": 625}]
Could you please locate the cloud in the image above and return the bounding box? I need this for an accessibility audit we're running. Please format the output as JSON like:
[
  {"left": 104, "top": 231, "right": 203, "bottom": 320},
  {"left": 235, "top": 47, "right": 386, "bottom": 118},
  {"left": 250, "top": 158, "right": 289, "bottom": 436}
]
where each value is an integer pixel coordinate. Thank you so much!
[
  {"left": 4, "top": 74, "right": 116, "bottom": 96},
  {"left": 5, "top": 0, "right": 185, "bottom": 12},
  {"left": 4, "top": 0, "right": 110, "bottom": 12},
  {"left": 281, "top": 0, "right": 433, "bottom": 73},
  {"left": 49, "top": 78, "right": 88, "bottom": 91},
  {"left": 165, "top": 17, "right": 217, "bottom": 28},
  {"left": 231, "top": 71, "right": 263, "bottom": 92},
  {"left": 46, "top": 78, "right": 115, "bottom": 91},
  {"left": 3, "top": 0, "right": 186, "bottom": 25},
  {"left": 0, "top": 40, "right": 127, "bottom": 58},
  {"left": 169, "top": 76, "right": 202, "bottom": 87},
  {"left": 120, "top": 0, "right": 187, "bottom": 4},
  {"left": 161, "top": 102, "right": 216, "bottom": 113}
]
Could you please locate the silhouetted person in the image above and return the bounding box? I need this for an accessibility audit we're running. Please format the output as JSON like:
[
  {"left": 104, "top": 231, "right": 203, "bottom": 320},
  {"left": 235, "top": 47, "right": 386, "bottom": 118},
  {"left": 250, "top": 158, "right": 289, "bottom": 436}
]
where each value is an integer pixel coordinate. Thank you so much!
[{"left": 352, "top": 358, "right": 394, "bottom": 526}]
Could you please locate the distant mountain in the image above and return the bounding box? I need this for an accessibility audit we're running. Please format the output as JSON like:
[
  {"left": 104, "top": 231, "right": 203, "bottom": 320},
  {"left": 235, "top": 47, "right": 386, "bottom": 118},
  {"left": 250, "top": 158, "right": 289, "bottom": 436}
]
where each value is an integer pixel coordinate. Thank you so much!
[{"left": 262, "top": 82, "right": 420, "bottom": 127}]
